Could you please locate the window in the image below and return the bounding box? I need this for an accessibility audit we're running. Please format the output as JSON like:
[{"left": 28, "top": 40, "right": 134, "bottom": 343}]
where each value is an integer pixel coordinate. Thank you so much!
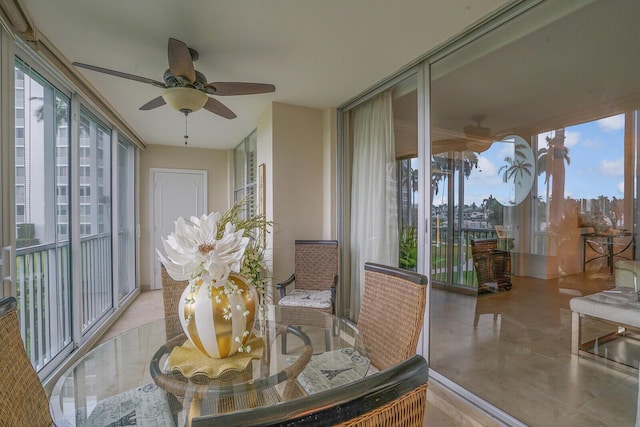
[
  {"left": 233, "top": 130, "right": 258, "bottom": 218},
  {"left": 11, "top": 53, "right": 136, "bottom": 379},
  {"left": 79, "top": 107, "right": 112, "bottom": 330},
  {"left": 80, "top": 224, "right": 91, "bottom": 235},
  {"left": 14, "top": 59, "right": 72, "bottom": 374},
  {"left": 426, "top": 2, "right": 640, "bottom": 424},
  {"left": 397, "top": 156, "right": 419, "bottom": 271},
  {"left": 116, "top": 137, "right": 137, "bottom": 299},
  {"left": 15, "top": 186, "right": 24, "bottom": 201}
]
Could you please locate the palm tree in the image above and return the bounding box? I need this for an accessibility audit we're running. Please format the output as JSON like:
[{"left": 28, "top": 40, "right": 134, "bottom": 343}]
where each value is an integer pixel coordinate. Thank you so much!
[
  {"left": 537, "top": 129, "right": 570, "bottom": 225},
  {"left": 431, "top": 151, "right": 478, "bottom": 201},
  {"left": 499, "top": 156, "right": 534, "bottom": 187},
  {"left": 32, "top": 96, "right": 69, "bottom": 128}
]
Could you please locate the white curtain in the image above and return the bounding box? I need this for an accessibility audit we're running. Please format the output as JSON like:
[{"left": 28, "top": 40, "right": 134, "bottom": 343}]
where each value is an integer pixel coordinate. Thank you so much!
[{"left": 349, "top": 91, "right": 398, "bottom": 319}]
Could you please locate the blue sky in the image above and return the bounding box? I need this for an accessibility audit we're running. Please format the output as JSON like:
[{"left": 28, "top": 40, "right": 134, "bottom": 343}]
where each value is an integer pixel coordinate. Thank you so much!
[{"left": 459, "top": 114, "right": 626, "bottom": 207}]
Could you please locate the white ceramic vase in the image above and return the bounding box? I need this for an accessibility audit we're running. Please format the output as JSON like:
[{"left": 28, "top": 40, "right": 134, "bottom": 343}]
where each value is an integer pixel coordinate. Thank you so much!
[{"left": 178, "top": 273, "right": 258, "bottom": 358}]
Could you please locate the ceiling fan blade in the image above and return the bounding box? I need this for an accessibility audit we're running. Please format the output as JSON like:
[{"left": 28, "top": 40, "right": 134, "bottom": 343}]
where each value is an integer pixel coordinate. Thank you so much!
[
  {"left": 203, "top": 97, "right": 237, "bottom": 119},
  {"left": 139, "top": 96, "right": 166, "bottom": 111},
  {"left": 168, "top": 38, "right": 196, "bottom": 83},
  {"left": 72, "top": 62, "right": 167, "bottom": 88},
  {"left": 205, "top": 82, "right": 276, "bottom": 96}
]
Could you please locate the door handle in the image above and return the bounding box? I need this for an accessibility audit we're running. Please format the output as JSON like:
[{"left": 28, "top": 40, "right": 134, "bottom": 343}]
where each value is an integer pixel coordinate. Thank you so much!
[{"left": 1, "top": 245, "right": 13, "bottom": 282}]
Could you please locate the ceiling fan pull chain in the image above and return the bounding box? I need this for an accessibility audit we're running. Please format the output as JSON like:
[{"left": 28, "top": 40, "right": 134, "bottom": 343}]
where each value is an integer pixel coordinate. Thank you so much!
[{"left": 184, "top": 112, "right": 189, "bottom": 145}]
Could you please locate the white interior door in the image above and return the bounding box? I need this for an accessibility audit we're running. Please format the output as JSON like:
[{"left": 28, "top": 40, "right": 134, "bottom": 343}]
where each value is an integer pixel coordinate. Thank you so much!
[{"left": 150, "top": 168, "right": 207, "bottom": 289}]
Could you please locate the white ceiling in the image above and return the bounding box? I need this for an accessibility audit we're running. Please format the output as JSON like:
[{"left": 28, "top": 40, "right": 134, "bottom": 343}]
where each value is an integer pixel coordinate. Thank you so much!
[{"left": 19, "top": 0, "right": 509, "bottom": 149}]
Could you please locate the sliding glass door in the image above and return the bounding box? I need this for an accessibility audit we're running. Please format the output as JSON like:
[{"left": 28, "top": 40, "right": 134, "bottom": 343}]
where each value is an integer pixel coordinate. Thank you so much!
[
  {"left": 78, "top": 108, "right": 113, "bottom": 333},
  {"left": 11, "top": 54, "right": 132, "bottom": 376},
  {"left": 116, "top": 137, "right": 136, "bottom": 300},
  {"left": 14, "top": 60, "right": 73, "bottom": 372},
  {"left": 428, "top": 1, "right": 640, "bottom": 425}
]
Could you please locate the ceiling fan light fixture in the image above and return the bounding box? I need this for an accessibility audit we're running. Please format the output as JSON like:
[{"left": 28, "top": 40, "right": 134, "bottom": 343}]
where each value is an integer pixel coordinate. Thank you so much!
[{"left": 162, "top": 87, "right": 208, "bottom": 113}]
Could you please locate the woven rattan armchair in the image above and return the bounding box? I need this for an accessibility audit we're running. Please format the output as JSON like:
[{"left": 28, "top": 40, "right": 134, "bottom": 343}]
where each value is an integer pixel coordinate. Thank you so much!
[
  {"left": 161, "top": 265, "right": 188, "bottom": 341},
  {"left": 0, "top": 296, "right": 53, "bottom": 426},
  {"left": 470, "top": 238, "right": 512, "bottom": 293},
  {"left": 358, "top": 263, "right": 428, "bottom": 371},
  {"left": 189, "top": 354, "right": 429, "bottom": 427},
  {"left": 276, "top": 240, "right": 338, "bottom": 353}
]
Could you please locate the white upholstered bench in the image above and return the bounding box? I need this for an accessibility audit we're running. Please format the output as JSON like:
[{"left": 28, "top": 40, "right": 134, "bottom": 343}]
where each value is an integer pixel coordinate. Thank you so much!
[{"left": 570, "top": 287, "right": 640, "bottom": 368}]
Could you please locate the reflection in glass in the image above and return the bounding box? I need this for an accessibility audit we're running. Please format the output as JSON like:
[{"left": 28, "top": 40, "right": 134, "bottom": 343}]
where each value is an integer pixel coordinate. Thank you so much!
[
  {"left": 429, "top": 1, "right": 640, "bottom": 425},
  {"left": 484, "top": 135, "right": 534, "bottom": 206}
]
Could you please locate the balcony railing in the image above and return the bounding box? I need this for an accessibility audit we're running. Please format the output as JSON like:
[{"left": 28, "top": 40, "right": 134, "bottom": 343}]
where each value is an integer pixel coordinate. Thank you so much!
[
  {"left": 16, "top": 241, "right": 72, "bottom": 371},
  {"left": 15, "top": 233, "right": 112, "bottom": 372}
]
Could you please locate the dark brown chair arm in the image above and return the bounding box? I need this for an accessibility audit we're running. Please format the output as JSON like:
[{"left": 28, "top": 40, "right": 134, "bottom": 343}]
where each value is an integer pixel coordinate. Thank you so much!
[
  {"left": 276, "top": 274, "right": 296, "bottom": 298},
  {"left": 330, "top": 274, "right": 338, "bottom": 313}
]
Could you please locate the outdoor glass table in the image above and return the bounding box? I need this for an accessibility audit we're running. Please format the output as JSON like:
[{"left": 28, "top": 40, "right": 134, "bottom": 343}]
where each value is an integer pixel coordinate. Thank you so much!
[
  {"left": 582, "top": 231, "right": 635, "bottom": 275},
  {"left": 49, "top": 305, "right": 369, "bottom": 427}
]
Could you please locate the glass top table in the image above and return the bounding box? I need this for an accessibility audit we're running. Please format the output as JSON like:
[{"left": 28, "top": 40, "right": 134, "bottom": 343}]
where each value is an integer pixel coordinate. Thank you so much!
[{"left": 49, "top": 305, "right": 369, "bottom": 426}]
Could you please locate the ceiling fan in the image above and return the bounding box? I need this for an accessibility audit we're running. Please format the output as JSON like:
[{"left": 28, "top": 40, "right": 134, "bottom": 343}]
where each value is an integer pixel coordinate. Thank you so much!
[{"left": 72, "top": 38, "right": 275, "bottom": 121}]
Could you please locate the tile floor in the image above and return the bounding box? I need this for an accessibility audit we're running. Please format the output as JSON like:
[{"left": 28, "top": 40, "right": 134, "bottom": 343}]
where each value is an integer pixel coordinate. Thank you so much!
[
  {"left": 430, "top": 270, "right": 640, "bottom": 426},
  {"left": 99, "top": 290, "right": 502, "bottom": 426}
]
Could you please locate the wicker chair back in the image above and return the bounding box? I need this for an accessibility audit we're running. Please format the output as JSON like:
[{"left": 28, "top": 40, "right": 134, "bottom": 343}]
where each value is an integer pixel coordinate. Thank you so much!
[
  {"left": 161, "top": 265, "right": 188, "bottom": 340},
  {"left": 294, "top": 240, "right": 339, "bottom": 291},
  {"left": 357, "top": 263, "right": 428, "bottom": 371},
  {"left": 470, "top": 238, "right": 512, "bottom": 293}
]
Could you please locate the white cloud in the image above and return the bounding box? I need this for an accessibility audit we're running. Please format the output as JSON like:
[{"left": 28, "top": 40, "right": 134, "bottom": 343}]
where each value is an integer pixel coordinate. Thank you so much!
[
  {"left": 617, "top": 181, "right": 625, "bottom": 194},
  {"left": 476, "top": 155, "right": 497, "bottom": 177},
  {"left": 538, "top": 130, "right": 579, "bottom": 148},
  {"left": 599, "top": 157, "right": 624, "bottom": 176},
  {"left": 564, "top": 130, "right": 579, "bottom": 148},
  {"left": 597, "top": 114, "right": 625, "bottom": 132}
]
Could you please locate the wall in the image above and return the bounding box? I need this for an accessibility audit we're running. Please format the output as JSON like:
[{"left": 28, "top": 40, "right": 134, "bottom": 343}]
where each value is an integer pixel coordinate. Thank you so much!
[
  {"left": 138, "top": 144, "right": 229, "bottom": 290},
  {"left": 257, "top": 102, "right": 335, "bottom": 289}
]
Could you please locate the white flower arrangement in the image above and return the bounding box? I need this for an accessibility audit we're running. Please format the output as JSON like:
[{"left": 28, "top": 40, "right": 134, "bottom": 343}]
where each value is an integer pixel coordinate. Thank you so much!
[
  {"left": 156, "top": 201, "right": 271, "bottom": 356},
  {"left": 157, "top": 211, "right": 249, "bottom": 283}
]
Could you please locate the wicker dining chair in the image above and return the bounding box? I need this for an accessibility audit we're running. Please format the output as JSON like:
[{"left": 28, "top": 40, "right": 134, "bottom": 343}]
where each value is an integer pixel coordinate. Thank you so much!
[
  {"left": 189, "top": 354, "right": 429, "bottom": 427},
  {"left": 161, "top": 265, "right": 189, "bottom": 341},
  {"left": 0, "top": 296, "right": 53, "bottom": 426},
  {"left": 276, "top": 240, "right": 338, "bottom": 353},
  {"left": 357, "top": 262, "right": 428, "bottom": 371},
  {"left": 470, "top": 238, "right": 512, "bottom": 293}
]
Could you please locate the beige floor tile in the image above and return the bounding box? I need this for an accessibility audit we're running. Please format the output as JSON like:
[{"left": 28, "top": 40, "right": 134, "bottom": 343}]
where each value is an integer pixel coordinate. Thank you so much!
[{"left": 430, "top": 271, "right": 639, "bottom": 426}]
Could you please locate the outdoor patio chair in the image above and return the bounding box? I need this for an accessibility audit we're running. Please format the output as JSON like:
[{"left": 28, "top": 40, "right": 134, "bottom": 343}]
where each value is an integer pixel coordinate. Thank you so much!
[
  {"left": 470, "top": 238, "right": 512, "bottom": 293},
  {"left": 276, "top": 240, "right": 338, "bottom": 353},
  {"left": 0, "top": 296, "right": 52, "bottom": 426}
]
